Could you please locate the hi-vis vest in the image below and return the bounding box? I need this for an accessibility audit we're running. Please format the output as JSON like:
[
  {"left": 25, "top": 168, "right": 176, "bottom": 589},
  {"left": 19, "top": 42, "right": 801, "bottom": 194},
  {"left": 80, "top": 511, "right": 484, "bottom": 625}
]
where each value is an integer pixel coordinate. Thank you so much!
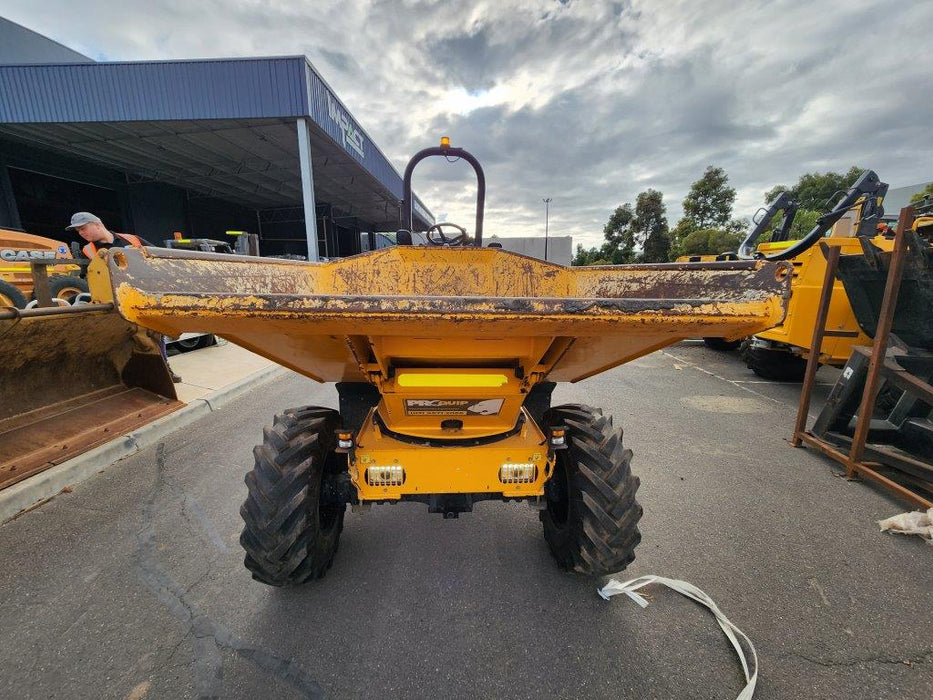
[{"left": 81, "top": 233, "right": 143, "bottom": 259}]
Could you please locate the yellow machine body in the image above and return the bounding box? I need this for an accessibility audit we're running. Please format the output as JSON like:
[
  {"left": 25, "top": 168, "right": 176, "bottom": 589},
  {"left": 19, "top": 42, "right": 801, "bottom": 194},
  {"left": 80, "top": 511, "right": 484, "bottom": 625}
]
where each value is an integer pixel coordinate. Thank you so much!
[
  {"left": 753, "top": 233, "right": 894, "bottom": 365},
  {"left": 0, "top": 229, "right": 80, "bottom": 298},
  {"left": 89, "top": 245, "right": 790, "bottom": 502},
  {"left": 352, "top": 408, "right": 550, "bottom": 500}
]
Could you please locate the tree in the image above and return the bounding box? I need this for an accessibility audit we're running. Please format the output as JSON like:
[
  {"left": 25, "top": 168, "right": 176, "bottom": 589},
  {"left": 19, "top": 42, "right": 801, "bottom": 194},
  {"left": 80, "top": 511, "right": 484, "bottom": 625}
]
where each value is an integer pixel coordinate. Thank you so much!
[
  {"left": 572, "top": 244, "right": 613, "bottom": 266},
  {"left": 602, "top": 204, "right": 636, "bottom": 262},
  {"left": 669, "top": 166, "right": 737, "bottom": 258},
  {"left": 682, "top": 166, "right": 737, "bottom": 230},
  {"left": 573, "top": 189, "right": 670, "bottom": 265},
  {"left": 679, "top": 228, "right": 743, "bottom": 257},
  {"left": 633, "top": 189, "right": 670, "bottom": 263},
  {"left": 771, "top": 208, "right": 820, "bottom": 242},
  {"left": 910, "top": 182, "right": 933, "bottom": 204},
  {"left": 764, "top": 166, "right": 863, "bottom": 211}
]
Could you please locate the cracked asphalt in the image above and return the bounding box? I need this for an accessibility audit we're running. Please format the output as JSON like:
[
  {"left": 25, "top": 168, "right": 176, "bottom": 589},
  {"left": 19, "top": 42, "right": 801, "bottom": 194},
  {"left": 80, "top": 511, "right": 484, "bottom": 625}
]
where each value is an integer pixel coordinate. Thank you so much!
[{"left": 0, "top": 340, "right": 930, "bottom": 699}]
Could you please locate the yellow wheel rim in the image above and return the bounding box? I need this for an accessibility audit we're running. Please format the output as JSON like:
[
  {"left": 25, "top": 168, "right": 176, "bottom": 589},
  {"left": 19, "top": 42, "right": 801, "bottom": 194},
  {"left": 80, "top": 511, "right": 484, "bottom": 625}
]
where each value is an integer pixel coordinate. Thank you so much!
[{"left": 55, "top": 286, "right": 83, "bottom": 302}]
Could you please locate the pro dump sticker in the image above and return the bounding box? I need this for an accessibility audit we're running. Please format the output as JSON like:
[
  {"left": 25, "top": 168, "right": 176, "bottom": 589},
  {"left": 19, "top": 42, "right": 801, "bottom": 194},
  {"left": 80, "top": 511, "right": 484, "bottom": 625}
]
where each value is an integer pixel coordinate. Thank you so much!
[{"left": 405, "top": 399, "right": 504, "bottom": 416}]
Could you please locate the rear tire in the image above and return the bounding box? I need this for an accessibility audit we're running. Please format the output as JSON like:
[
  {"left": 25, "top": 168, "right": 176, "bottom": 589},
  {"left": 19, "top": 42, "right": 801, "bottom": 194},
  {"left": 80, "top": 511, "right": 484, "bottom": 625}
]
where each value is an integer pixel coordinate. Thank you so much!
[
  {"left": 175, "top": 334, "right": 215, "bottom": 351},
  {"left": 240, "top": 406, "right": 345, "bottom": 586},
  {"left": 741, "top": 340, "right": 808, "bottom": 381},
  {"left": 540, "top": 404, "right": 642, "bottom": 575},
  {"left": 0, "top": 279, "right": 27, "bottom": 309},
  {"left": 703, "top": 337, "right": 741, "bottom": 351},
  {"left": 43, "top": 275, "right": 89, "bottom": 304}
]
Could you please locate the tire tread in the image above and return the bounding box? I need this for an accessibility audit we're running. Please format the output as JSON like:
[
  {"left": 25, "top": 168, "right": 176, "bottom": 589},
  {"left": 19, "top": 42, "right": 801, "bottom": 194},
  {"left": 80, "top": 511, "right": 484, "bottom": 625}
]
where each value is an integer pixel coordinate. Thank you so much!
[
  {"left": 239, "top": 406, "right": 344, "bottom": 586},
  {"left": 541, "top": 404, "right": 642, "bottom": 575}
]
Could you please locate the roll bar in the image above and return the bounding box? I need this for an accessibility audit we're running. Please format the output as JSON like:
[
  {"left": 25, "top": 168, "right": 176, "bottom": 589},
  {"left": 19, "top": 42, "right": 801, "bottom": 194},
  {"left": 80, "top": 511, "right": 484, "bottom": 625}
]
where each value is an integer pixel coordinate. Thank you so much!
[
  {"left": 739, "top": 170, "right": 887, "bottom": 260},
  {"left": 402, "top": 140, "right": 485, "bottom": 246}
]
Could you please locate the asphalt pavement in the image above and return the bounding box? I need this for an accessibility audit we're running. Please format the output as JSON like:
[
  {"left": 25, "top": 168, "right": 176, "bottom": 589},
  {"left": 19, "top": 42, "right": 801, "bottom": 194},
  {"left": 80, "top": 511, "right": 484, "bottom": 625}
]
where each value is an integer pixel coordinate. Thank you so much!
[{"left": 0, "top": 341, "right": 930, "bottom": 699}]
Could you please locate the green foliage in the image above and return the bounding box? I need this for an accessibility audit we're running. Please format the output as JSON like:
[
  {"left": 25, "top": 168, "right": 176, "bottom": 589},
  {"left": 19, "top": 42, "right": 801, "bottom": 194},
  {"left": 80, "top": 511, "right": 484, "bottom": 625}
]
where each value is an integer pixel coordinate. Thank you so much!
[
  {"left": 782, "top": 208, "right": 820, "bottom": 241},
  {"left": 764, "top": 166, "right": 864, "bottom": 211},
  {"left": 574, "top": 189, "right": 670, "bottom": 265},
  {"left": 634, "top": 189, "right": 670, "bottom": 263},
  {"left": 669, "top": 166, "right": 737, "bottom": 257},
  {"left": 679, "top": 228, "right": 743, "bottom": 256},
  {"left": 572, "top": 243, "right": 618, "bottom": 266},
  {"left": 910, "top": 183, "right": 933, "bottom": 204},
  {"left": 682, "top": 166, "right": 736, "bottom": 230},
  {"left": 602, "top": 204, "right": 636, "bottom": 262}
]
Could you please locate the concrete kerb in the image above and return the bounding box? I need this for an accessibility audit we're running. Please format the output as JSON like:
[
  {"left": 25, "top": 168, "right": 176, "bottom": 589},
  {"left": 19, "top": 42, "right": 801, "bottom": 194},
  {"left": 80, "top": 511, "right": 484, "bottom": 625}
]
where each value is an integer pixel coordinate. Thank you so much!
[{"left": 0, "top": 365, "right": 287, "bottom": 524}]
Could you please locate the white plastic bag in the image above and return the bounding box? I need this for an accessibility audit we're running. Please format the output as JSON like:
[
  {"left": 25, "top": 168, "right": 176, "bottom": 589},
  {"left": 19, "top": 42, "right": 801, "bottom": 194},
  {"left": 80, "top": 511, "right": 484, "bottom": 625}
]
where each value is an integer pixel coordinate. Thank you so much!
[
  {"left": 878, "top": 507, "right": 933, "bottom": 542},
  {"left": 598, "top": 575, "right": 758, "bottom": 700}
]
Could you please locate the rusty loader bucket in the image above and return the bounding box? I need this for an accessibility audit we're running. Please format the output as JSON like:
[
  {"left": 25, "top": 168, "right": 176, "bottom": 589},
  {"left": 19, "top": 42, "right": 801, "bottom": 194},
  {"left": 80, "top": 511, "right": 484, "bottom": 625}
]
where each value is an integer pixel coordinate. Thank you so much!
[{"left": 0, "top": 302, "right": 180, "bottom": 491}]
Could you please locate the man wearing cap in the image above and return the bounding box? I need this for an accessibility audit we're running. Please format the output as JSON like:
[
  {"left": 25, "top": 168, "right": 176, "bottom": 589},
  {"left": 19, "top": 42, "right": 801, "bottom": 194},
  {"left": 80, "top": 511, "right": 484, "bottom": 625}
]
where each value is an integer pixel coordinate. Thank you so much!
[
  {"left": 67, "top": 212, "right": 181, "bottom": 383},
  {"left": 66, "top": 212, "right": 152, "bottom": 258}
]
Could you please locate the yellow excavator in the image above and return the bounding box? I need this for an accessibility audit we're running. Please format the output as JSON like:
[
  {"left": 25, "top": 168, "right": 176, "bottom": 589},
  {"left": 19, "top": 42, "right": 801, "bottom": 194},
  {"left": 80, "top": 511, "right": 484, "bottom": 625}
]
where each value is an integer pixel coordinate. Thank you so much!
[{"left": 84, "top": 140, "right": 793, "bottom": 584}]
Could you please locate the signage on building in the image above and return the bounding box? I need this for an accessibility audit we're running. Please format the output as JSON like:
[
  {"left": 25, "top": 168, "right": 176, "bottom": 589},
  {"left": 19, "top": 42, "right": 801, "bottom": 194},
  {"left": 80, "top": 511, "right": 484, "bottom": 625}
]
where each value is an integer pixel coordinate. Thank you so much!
[{"left": 326, "top": 93, "right": 365, "bottom": 159}]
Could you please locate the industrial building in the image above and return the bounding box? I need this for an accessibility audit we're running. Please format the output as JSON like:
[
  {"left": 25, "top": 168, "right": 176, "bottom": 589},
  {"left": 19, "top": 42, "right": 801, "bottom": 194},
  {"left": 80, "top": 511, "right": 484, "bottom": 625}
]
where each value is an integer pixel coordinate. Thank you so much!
[{"left": 0, "top": 17, "right": 433, "bottom": 259}]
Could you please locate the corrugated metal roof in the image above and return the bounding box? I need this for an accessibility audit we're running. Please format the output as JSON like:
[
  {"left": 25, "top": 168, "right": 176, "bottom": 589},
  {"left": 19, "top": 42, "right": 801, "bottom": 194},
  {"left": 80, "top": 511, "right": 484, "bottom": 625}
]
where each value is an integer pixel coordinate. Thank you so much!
[
  {"left": 0, "top": 57, "right": 433, "bottom": 224},
  {"left": 0, "top": 58, "right": 308, "bottom": 122}
]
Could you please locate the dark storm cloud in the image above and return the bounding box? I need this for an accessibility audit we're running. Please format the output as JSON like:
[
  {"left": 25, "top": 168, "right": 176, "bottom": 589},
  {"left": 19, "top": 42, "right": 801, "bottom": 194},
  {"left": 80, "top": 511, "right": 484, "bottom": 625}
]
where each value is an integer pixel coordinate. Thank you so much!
[{"left": 2, "top": 0, "right": 931, "bottom": 246}]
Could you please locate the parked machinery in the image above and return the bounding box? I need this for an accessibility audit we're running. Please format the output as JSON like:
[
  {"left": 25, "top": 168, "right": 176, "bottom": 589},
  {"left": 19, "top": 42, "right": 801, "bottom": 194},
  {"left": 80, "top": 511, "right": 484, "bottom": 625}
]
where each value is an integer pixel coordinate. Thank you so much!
[
  {"left": 0, "top": 229, "right": 87, "bottom": 307},
  {"left": 87, "top": 140, "right": 792, "bottom": 584},
  {"left": 737, "top": 171, "right": 895, "bottom": 380}
]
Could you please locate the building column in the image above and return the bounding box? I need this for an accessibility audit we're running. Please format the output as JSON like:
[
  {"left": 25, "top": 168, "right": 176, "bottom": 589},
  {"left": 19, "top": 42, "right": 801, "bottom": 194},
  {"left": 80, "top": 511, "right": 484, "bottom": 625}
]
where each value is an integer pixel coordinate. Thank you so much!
[
  {"left": 0, "top": 158, "right": 22, "bottom": 230},
  {"left": 296, "top": 118, "right": 319, "bottom": 261}
]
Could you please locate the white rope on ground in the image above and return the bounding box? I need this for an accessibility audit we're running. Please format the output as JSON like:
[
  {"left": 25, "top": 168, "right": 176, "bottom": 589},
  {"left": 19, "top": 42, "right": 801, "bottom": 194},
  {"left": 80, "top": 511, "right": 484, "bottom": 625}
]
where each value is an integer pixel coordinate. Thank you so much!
[{"left": 598, "top": 575, "right": 759, "bottom": 700}]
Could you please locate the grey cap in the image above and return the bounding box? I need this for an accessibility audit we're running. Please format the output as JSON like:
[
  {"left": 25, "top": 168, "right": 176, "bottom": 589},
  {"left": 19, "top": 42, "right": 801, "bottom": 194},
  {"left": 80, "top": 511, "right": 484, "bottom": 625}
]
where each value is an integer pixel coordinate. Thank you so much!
[{"left": 66, "top": 211, "right": 102, "bottom": 230}]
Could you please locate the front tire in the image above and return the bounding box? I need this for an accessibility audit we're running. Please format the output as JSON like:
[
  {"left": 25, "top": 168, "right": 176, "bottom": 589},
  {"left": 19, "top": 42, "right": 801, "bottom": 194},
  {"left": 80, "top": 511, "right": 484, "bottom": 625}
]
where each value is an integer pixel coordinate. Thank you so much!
[
  {"left": 703, "top": 337, "right": 741, "bottom": 351},
  {"left": 45, "top": 275, "right": 89, "bottom": 304},
  {"left": 541, "top": 404, "right": 642, "bottom": 575},
  {"left": 741, "top": 340, "right": 808, "bottom": 381},
  {"left": 0, "top": 279, "right": 27, "bottom": 309},
  {"left": 240, "top": 406, "right": 345, "bottom": 586}
]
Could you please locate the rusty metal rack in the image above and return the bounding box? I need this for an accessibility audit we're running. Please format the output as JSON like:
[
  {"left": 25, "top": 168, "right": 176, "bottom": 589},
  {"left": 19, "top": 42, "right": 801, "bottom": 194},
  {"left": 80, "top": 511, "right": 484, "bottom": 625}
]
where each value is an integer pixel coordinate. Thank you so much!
[{"left": 792, "top": 206, "right": 933, "bottom": 509}]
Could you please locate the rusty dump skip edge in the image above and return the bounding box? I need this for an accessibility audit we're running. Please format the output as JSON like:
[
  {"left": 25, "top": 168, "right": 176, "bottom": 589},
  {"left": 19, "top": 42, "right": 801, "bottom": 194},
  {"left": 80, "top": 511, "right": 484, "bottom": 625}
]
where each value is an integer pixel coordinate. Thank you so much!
[
  {"left": 0, "top": 303, "right": 182, "bottom": 491},
  {"left": 90, "top": 246, "right": 791, "bottom": 384},
  {"left": 95, "top": 246, "right": 790, "bottom": 308}
]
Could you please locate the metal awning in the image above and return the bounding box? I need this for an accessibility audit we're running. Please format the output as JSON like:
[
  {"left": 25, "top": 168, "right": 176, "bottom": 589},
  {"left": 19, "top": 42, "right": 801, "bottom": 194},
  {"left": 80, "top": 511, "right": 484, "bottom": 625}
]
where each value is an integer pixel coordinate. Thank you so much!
[{"left": 0, "top": 57, "right": 433, "bottom": 231}]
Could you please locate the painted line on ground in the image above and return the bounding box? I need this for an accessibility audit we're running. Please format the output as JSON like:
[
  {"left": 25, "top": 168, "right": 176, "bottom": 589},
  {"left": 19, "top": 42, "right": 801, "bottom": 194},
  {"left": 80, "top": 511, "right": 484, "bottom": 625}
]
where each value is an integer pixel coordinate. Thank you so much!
[{"left": 661, "top": 349, "right": 787, "bottom": 406}]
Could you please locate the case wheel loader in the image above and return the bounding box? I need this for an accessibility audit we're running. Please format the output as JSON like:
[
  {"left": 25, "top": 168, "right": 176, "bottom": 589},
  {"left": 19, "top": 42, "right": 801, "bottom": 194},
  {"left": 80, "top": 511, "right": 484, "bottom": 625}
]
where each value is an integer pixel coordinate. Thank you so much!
[
  {"left": 87, "top": 140, "right": 792, "bottom": 585},
  {"left": 0, "top": 229, "right": 88, "bottom": 307}
]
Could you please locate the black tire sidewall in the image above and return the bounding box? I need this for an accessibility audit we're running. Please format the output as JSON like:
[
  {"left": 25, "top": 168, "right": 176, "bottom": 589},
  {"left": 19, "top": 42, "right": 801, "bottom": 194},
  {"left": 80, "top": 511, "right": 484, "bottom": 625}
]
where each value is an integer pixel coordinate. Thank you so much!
[
  {"left": 539, "top": 404, "right": 641, "bottom": 575},
  {"left": 0, "top": 279, "right": 28, "bottom": 309},
  {"left": 240, "top": 407, "right": 345, "bottom": 585},
  {"left": 46, "top": 275, "right": 89, "bottom": 303}
]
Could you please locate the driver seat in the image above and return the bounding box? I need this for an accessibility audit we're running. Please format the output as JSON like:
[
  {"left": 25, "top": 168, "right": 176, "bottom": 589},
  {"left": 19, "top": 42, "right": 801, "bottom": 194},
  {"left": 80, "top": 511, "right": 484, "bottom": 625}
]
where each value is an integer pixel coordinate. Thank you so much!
[{"left": 396, "top": 230, "right": 413, "bottom": 246}]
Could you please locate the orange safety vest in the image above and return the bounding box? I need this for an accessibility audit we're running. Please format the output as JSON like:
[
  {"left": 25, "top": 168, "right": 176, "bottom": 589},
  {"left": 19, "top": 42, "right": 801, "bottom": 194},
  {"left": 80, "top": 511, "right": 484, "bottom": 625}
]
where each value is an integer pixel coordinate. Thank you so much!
[{"left": 82, "top": 233, "right": 143, "bottom": 259}]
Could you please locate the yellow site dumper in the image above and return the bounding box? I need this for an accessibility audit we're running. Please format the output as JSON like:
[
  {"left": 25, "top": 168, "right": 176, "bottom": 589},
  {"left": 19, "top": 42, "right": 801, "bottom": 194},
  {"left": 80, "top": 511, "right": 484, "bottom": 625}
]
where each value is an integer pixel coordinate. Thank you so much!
[{"left": 88, "top": 141, "right": 791, "bottom": 585}]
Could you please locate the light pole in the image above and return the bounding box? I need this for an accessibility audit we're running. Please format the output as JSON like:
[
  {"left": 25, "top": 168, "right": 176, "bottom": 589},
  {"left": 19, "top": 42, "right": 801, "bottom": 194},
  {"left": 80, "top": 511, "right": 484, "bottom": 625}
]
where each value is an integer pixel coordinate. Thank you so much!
[{"left": 542, "top": 197, "right": 552, "bottom": 261}]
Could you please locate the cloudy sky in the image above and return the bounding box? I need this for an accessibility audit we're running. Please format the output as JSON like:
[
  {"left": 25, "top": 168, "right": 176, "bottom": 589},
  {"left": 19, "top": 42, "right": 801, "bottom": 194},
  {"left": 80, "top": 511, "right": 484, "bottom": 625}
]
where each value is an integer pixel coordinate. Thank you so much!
[{"left": 4, "top": 0, "right": 932, "bottom": 247}]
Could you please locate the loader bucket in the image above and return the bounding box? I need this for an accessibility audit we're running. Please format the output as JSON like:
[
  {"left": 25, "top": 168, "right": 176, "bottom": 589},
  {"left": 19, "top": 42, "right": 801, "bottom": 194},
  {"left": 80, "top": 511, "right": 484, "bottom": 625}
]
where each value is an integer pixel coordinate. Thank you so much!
[
  {"left": 89, "top": 246, "right": 790, "bottom": 384},
  {"left": 836, "top": 234, "right": 933, "bottom": 350},
  {"left": 0, "top": 304, "right": 181, "bottom": 490}
]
